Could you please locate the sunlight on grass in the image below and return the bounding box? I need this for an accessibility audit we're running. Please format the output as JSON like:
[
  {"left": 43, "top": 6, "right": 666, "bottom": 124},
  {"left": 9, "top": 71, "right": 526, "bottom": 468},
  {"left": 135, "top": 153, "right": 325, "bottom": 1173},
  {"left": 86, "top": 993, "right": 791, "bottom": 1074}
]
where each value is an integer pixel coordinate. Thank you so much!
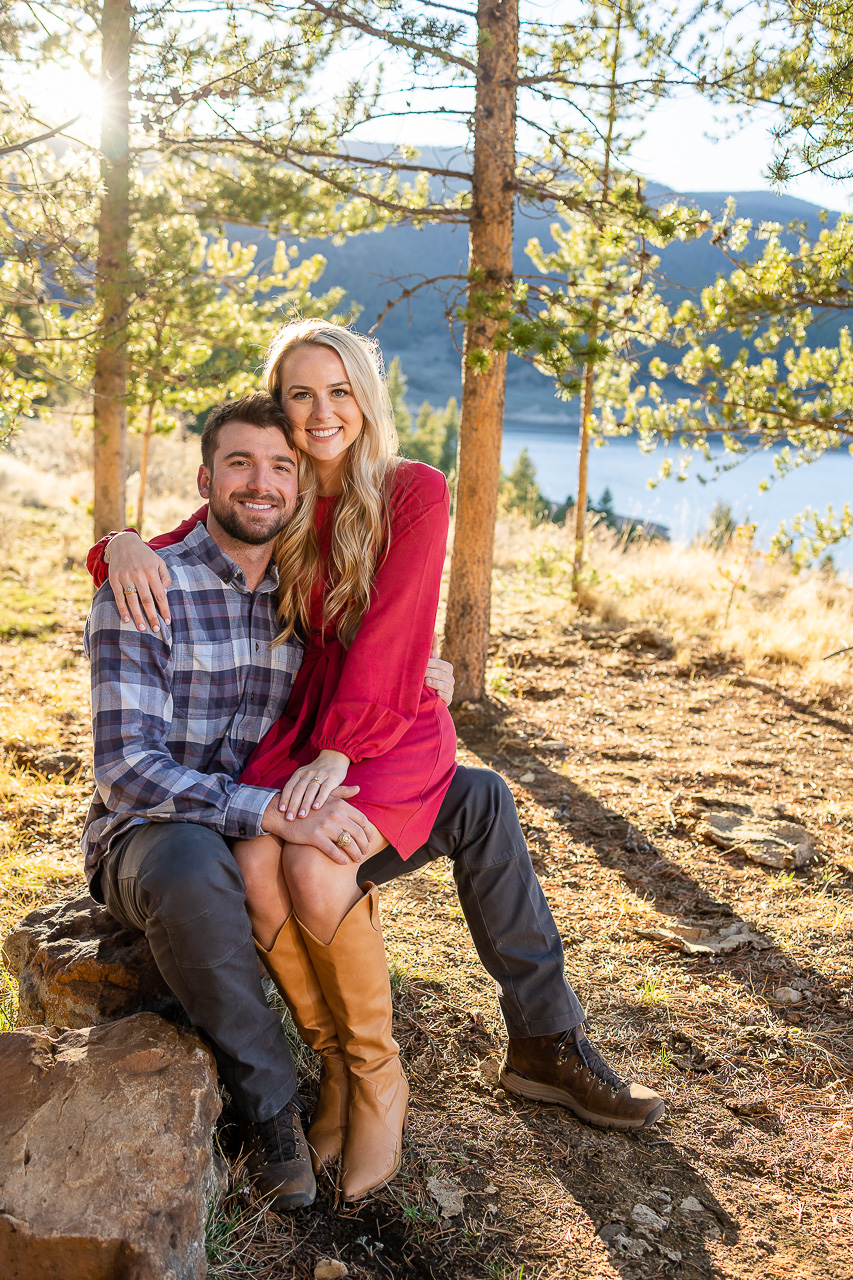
[{"left": 492, "top": 511, "right": 853, "bottom": 696}]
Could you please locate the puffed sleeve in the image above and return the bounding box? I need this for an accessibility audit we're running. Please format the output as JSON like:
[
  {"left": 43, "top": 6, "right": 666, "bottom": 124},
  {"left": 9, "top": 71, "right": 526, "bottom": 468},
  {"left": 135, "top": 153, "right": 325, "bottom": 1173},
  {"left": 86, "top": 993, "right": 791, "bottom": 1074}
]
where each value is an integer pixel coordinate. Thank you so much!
[
  {"left": 86, "top": 505, "right": 210, "bottom": 588},
  {"left": 309, "top": 463, "right": 450, "bottom": 763}
]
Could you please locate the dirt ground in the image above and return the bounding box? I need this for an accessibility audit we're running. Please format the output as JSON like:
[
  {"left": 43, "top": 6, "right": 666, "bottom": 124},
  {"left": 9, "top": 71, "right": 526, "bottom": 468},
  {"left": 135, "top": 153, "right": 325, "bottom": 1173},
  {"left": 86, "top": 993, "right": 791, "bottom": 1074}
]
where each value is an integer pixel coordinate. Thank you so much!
[{"left": 2, "top": 524, "right": 852, "bottom": 1279}]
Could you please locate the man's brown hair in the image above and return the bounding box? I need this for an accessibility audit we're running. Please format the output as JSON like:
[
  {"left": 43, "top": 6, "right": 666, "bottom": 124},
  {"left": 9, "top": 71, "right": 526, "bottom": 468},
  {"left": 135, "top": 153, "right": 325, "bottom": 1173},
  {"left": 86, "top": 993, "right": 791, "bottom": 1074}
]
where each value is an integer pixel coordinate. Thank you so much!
[{"left": 200, "top": 393, "right": 294, "bottom": 470}]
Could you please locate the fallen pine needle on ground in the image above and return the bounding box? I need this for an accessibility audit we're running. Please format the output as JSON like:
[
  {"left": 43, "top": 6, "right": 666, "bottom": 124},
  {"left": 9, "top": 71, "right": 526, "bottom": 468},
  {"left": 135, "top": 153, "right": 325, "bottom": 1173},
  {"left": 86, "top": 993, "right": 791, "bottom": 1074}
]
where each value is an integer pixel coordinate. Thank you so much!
[{"left": 1, "top": 443, "right": 851, "bottom": 1278}]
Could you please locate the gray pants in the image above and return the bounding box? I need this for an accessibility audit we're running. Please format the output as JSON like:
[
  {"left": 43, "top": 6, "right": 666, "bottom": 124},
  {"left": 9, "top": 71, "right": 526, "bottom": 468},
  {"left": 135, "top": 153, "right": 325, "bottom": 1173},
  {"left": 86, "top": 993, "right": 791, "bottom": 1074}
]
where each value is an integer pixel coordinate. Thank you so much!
[
  {"left": 99, "top": 765, "right": 584, "bottom": 1122},
  {"left": 361, "top": 767, "right": 585, "bottom": 1037}
]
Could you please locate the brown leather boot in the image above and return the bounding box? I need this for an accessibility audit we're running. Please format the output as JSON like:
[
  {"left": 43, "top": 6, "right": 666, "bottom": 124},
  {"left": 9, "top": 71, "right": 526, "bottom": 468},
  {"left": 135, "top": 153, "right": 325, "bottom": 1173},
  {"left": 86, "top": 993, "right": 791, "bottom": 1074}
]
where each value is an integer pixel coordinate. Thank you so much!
[
  {"left": 242, "top": 1096, "right": 316, "bottom": 1210},
  {"left": 256, "top": 916, "right": 349, "bottom": 1172},
  {"left": 499, "top": 1026, "right": 664, "bottom": 1130},
  {"left": 297, "top": 885, "right": 408, "bottom": 1203}
]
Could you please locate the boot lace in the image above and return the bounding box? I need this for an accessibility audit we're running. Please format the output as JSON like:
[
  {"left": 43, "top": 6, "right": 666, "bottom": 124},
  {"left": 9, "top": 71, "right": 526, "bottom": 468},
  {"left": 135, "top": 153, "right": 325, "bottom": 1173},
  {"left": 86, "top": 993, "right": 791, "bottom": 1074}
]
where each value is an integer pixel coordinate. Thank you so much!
[
  {"left": 257, "top": 1095, "right": 305, "bottom": 1164},
  {"left": 555, "top": 1027, "right": 626, "bottom": 1094}
]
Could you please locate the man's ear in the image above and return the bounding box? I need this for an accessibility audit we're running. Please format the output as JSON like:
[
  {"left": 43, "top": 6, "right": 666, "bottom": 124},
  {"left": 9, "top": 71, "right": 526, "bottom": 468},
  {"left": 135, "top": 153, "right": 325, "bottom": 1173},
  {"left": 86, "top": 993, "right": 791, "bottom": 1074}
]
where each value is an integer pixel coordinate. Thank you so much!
[{"left": 198, "top": 464, "right": 210, "bottom": 499}]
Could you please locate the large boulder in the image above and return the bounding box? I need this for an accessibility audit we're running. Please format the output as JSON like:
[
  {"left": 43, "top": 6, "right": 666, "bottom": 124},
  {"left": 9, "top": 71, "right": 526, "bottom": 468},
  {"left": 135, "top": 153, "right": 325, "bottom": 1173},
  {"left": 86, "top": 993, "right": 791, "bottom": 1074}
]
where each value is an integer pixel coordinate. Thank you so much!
[
  {"left": 2, "top": 893, "right": 178, "bottom": 1028},
  {"left": 0, "top": 1013, "right": 222, "bottom": 1280}
]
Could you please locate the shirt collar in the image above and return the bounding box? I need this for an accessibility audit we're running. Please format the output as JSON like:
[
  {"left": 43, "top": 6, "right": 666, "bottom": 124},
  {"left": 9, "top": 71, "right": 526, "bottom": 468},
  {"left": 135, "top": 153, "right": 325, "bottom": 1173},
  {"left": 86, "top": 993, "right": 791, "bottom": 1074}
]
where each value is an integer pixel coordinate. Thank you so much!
[{"left": 181, "top": 522, "right": 280, "bottom": 594}]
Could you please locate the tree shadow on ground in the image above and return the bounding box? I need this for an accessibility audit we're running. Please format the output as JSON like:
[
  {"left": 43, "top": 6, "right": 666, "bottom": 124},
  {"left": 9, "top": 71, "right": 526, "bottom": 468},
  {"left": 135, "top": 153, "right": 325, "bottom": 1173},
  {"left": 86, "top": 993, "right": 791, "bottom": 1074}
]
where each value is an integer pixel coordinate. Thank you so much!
[{"left": 456, "top": 708, "right": 852, "bottom": 1020}]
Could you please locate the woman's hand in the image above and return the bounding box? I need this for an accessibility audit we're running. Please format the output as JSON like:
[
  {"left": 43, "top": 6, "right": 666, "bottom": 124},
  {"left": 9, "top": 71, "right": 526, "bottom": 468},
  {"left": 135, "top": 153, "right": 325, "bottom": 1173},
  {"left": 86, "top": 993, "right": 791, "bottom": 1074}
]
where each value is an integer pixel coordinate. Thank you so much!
[
  {"left": 279, "top": 749, "right": 351, "bottom": 820},
  {"left": 106, "top": 532, "right": 172, "bottom": 632}
]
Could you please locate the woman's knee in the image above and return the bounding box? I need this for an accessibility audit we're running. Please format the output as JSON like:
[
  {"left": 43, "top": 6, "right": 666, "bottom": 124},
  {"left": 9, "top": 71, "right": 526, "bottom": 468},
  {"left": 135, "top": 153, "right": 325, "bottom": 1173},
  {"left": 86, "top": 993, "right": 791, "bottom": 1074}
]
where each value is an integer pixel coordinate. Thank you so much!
[
  {"left": 233, "top": 837, "right": 280, "bottom": 898},
  {"left": 284, "top": 844, "right": 358, "bottom": 924}
]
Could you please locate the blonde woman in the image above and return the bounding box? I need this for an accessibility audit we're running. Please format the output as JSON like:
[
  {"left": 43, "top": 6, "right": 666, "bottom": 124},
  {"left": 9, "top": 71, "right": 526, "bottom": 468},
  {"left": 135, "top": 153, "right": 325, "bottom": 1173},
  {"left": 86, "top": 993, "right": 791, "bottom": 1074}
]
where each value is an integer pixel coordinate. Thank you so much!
[{"left": 91, "top": 321, "right": 457, "bottom": 1202}]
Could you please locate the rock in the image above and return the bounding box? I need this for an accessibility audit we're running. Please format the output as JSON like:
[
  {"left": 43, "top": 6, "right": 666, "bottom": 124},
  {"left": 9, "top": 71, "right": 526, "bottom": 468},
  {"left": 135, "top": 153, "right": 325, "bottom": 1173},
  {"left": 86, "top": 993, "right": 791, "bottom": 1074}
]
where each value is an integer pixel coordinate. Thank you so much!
[
  {"left": 773, "top": 986, "right": 804, "bottom": 1006},
  {"left": 314, "top": 1261, "right": 349, "bottom": 1280},
  {"left": 635, "top": 919, "right": 770, "bottom": 956},
  {"left": 680, "top": 1195, "right": 705, "bottom": 1213},
  {"left": 2, "top": 893, "right": 178, "bottom": 1028},
  {"left": 688, "top": 795, "right": 817, "bottom": 869},
  {"left": 0, "top": 1012, "right": 221, "bottom": 1279},
  {"left": 631, "top": 1203, "right": 667, "bottom": 1233},
  {"left": 1, "top": 739, "right": 83, "bottom": 780},
  {"left": 478, "top": 1057, "right": 499, "bottom": 1087},
  {"left": 518, "top": 771, "right": 536, "bottom": 783},
  {"left": 598, "top": 1222, "right": 625, "bottom": 1242},
  {"left": 613, "top": 1233, "right": 651, "bottom": 1257},
  {"left": 426, "top": 1175, "right": 466, "bottom": 1218},
  {"left": 616, "top": 627, "right": 674, "bottom": 657}
]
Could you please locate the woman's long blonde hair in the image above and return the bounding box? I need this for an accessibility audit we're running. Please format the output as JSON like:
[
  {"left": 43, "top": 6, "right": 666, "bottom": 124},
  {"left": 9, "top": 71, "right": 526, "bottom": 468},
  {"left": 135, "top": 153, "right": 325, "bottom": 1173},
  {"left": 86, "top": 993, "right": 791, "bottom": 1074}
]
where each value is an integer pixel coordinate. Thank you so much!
[{"left": 265, "top": 319, "right": 401, "bottom": 648}]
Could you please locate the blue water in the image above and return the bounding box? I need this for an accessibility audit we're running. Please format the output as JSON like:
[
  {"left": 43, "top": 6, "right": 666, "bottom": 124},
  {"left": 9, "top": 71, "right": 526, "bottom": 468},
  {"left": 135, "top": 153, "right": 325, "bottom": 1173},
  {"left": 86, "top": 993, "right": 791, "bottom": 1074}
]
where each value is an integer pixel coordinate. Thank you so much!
[{"left": 501, "top": 415, "right": 853, "bottom": 565}]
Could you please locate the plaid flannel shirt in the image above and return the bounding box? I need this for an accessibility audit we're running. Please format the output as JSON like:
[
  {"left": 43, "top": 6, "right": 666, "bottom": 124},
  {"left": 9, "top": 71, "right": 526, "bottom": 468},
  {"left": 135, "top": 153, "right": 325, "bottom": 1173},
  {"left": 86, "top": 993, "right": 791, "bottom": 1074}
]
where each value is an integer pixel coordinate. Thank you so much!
[{"left": 82, "top": 522, "right": 303, "bottom": 886}]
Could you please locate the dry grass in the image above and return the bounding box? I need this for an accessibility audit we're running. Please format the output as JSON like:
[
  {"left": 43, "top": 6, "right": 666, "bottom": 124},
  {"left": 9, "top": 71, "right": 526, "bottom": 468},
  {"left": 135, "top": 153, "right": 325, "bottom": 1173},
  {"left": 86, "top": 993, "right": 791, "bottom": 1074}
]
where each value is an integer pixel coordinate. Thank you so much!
[{"left": 491, "top": 513, "right": 853, "bottom": 696}]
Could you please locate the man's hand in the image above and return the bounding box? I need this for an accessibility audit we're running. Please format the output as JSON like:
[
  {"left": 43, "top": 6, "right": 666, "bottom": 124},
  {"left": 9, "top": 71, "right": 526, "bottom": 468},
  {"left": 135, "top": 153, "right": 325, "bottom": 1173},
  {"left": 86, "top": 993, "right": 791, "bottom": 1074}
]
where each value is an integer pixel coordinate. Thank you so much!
[
  {"left": 426, "top": 632, "right": 455, "bottom": 704},
  {"left": 261, "top": 785, "right": 374, "bottom": 865}
]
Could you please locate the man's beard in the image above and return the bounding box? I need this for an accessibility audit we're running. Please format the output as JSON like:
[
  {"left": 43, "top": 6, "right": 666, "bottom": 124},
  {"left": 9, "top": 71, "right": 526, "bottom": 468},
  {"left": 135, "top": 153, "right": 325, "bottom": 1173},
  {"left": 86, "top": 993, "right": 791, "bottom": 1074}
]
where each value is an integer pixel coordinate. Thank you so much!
[{"left": 208, "top": 486, "right": 294, "bottom": 545}]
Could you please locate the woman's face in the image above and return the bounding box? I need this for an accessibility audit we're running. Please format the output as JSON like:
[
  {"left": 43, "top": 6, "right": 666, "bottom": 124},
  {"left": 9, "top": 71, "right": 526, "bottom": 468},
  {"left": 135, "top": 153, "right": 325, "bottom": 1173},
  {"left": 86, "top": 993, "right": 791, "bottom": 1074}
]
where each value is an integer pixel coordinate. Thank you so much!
[{"left": 279, "top": 345, "right": 364, "bottom": 490}]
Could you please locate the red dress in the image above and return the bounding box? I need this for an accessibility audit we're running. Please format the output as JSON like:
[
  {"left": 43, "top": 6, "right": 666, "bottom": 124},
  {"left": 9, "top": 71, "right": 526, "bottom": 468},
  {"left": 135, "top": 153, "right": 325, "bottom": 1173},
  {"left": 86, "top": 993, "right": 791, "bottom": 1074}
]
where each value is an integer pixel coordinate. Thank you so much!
[{"left": 89, "top": 461, "right": 457, "bottom": 858}]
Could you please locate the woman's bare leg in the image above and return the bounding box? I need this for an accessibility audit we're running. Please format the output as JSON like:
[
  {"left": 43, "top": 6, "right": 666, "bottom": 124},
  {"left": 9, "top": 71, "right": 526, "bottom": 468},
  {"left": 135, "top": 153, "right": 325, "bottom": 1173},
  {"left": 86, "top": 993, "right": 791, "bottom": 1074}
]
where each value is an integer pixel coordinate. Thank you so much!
[
  {"left": 233, "top": 834, "right": 292, "bottom": 950},
  {"left": 282, "top": 832, "right": 388, "bottom": 944}
]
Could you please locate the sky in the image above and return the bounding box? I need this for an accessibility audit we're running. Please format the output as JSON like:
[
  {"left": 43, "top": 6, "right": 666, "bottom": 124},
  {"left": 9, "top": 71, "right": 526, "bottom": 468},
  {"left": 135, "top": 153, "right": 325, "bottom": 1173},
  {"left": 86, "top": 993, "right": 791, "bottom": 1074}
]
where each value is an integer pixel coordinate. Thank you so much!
[{"left": 21, "top": 4, "right": 852, "bottom": 216}]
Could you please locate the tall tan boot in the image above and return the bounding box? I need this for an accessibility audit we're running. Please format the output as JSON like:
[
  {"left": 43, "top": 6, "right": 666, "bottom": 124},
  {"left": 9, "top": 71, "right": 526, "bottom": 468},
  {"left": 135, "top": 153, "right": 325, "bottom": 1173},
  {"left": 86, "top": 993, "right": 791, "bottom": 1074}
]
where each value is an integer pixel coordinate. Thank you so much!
[
  {"left": 297, "top": 884, "right": 408, "bottom": 1202},
  {"left": 255, "top": 916, "right": 349, "bottom": 1173}
]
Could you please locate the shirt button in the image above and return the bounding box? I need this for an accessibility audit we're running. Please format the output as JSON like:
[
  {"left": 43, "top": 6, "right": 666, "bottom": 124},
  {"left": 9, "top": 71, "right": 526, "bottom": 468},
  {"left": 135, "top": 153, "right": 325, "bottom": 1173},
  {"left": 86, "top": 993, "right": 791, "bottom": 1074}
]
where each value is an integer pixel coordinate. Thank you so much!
[
  {"left": 255, "top": 643, "right": 260, "bottom": 652},
  {"left": 238, "top": 826, "right": 246, "bottom": 835}
]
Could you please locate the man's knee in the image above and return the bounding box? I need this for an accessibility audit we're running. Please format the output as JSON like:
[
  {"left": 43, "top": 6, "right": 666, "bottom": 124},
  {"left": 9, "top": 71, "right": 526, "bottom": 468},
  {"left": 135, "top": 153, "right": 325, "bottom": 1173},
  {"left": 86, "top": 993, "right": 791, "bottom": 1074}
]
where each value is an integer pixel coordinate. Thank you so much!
[
  {"left": 135, "top": 825, "right": 245, "bottom": 922},
  {"left": 446, "top": 766, "right": 513, "bottom": 825},
  {"left": 447, "top": 767, "right": 524, "bottom": 860}
]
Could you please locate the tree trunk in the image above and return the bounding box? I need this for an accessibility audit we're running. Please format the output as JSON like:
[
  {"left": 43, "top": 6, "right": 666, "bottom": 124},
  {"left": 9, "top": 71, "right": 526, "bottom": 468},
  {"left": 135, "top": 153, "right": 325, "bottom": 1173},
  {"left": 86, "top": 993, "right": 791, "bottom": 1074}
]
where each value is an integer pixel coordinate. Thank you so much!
[
  {"left": 92, "top": 0, "right": 131, "bottom": 539},
  {"left": 136, "top": 400, "right": 155, "bottom": 531},
  {"left": 443, "top": 0, "right": 518, "bottom": 702},
  {"left": 571, "top": 5, "right": 622, "bottom": 593},
  {"left": 572, "top": 338, "right": 597, "bottom": 590}
]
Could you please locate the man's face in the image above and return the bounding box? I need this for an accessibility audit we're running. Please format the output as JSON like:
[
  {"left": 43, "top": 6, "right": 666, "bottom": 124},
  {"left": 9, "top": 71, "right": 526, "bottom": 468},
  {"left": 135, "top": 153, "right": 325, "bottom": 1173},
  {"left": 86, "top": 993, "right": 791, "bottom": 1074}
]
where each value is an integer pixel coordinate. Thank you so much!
[{"left": 198, "top": 420, "right": 298, "bottom": 546}]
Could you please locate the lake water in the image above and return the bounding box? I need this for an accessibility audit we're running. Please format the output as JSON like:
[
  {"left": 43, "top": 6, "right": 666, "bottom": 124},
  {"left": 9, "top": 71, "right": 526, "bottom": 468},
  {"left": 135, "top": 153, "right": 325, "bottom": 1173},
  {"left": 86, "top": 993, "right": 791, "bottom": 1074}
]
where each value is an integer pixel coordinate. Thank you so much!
[{"left": 501, "top": 414, "right": 853, "bottom": 565}]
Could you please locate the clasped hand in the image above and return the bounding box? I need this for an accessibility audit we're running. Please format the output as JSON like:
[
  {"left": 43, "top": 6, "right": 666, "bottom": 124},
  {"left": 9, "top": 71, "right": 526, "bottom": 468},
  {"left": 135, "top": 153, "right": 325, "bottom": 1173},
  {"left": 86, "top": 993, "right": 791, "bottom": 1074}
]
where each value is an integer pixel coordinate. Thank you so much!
[
  {"left": 279, "top": 749, "right": 351, "bottom": 820},
  {"left": 262, "top": 785, "right": 372, "bottom": 865}
]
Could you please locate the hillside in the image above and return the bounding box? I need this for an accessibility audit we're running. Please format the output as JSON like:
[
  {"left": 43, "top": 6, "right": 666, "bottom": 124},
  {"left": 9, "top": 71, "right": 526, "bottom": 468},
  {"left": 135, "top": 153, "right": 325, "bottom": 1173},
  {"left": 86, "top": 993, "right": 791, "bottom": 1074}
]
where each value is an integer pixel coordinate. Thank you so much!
[{"left": 227, "top": 148, "right": 846, "bottom": 413}]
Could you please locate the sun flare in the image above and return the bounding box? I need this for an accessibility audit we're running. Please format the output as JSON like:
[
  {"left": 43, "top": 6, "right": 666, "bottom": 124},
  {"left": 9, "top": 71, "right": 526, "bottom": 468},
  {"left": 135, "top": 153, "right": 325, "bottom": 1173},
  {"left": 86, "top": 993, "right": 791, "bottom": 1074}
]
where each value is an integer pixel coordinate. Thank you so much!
[{"left": 25, "top": 66, "right": 104, "bottom": 137}]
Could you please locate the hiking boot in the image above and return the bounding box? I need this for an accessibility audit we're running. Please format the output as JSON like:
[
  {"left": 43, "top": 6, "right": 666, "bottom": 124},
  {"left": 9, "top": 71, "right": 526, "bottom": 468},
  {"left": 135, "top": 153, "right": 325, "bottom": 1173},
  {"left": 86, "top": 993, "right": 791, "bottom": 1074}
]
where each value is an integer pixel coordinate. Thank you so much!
[
  {"left": 499, "top": 1026, "right": 665, "bottom": 1130},
  {"left": 243, "top": 1096, "right": 317, "bottom": 1210}
]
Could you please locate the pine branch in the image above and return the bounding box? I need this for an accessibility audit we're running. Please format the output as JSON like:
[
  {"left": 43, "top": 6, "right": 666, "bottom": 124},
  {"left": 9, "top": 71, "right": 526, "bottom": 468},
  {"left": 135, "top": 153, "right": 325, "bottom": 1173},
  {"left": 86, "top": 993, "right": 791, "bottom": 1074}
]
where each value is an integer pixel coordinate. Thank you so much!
[
  {"left": 0, "top": 116, "right": 81, "bottom": 156},
  {"left": 299, "top": 0, "right": 477, "bottom": 73}
]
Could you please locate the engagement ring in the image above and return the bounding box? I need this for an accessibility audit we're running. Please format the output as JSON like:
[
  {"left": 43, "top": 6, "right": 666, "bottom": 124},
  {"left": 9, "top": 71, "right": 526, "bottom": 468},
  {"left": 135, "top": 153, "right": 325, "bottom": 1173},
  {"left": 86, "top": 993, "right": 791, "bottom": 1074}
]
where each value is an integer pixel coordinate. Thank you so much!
[
  {"left": 123, "top": 585, "right": 138, "bottom": 595},
  {"left": 336, "top": 831, "right": 352, "bottom": 848}
]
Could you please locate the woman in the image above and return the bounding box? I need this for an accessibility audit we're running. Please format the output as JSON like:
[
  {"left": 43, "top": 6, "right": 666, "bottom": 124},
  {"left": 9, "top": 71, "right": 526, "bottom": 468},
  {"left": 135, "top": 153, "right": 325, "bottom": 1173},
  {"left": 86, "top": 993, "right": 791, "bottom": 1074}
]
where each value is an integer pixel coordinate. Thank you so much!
[{"left": 90, "top": 320, "right": 457, "bottom": 1202}]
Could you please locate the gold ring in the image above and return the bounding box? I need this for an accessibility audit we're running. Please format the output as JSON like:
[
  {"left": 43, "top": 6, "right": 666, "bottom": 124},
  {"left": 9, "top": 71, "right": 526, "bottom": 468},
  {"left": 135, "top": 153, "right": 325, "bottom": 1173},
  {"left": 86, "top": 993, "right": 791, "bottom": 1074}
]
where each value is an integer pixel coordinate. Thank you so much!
[
  {"left": 312, "top": 776, "right": 322, "bottom": 783},
  {"left": 336, "top": 831, "right": 352, "bottom": 848},
  {"left": 123, "top": 585, "right": 138, "bottom": 595}
]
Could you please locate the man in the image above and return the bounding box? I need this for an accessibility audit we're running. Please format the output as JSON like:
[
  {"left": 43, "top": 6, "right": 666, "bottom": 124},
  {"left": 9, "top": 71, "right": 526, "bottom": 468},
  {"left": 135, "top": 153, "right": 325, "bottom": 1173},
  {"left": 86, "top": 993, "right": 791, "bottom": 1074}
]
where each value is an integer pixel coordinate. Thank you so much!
[{"left": 84, "top": 393, "right": 663, "bottom": 1213}]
